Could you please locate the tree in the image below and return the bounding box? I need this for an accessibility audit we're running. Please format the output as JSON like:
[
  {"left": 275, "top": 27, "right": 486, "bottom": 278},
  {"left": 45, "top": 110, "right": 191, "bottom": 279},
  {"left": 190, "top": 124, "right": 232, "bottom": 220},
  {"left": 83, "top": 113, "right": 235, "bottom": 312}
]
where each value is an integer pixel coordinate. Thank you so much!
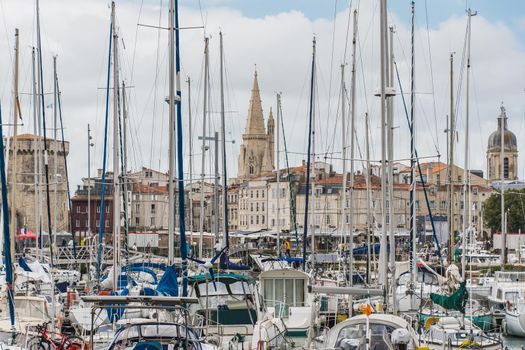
[{"left": 483, "top": 189, "right": 525, "bottom": 233}]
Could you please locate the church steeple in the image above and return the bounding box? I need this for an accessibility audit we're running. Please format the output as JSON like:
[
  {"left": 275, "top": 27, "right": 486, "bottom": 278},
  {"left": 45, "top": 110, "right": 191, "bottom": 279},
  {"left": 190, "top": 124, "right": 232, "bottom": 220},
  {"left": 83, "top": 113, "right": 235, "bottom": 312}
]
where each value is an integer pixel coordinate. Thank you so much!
[
  {"left": 487, "top": 103, "right": 518, "bottom": 181},
  {"left": 244, "top": 69, "right": 266, "bottom": 136}
]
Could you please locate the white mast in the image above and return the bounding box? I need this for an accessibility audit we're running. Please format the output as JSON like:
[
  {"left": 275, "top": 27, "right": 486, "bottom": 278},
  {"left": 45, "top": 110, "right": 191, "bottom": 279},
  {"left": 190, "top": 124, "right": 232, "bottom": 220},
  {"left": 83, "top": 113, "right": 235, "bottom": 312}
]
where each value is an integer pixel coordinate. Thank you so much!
[
  {"left": 462, "top": 9, "right": 475, "bottom": 279},
  {"left": 187, "top": 77, "right": 194, "bottom": 243},
  {"left": 387, "top": 26, "right": 396, "bottom": 300},
  {"left": 311, "top": 38, "right": 317, "bottom": 270},
  {"left": 198, "top": 38, "right": 209, "bottom": 258},
  {"left": 276, "top": 94, "right": 281, "bottom": 250},
  {"left": 447, "top": 54, "right": 455, "bottom": 264},
  {"left": 32, "top": 48, "right": 39, "bottom": 250},
  {"left": 348, "top": 10, "right": 358, "bottom": 286},
  {"left": 500, "top": 105, "right": 506, "bottom": 266},
  {"left": 378, "top": 0, "right": 389, "bottom": 294},
  {"left": 340, "top": 64, "right": 347, "bottom": 268},
  {"left": 365, "top": 112, "right": 371, "bottom": 284},
  {"left": 111, "top": 2, "right": 121, "bottom": 291},
  {"left": 167, "top": 0, "right": 175, "bottom": 265},
  {"left": 53, "top": 56, "right": 58, "bottom": 235},
  {"left": 9, "top": 28, "right": 20, "bottom": 263}
]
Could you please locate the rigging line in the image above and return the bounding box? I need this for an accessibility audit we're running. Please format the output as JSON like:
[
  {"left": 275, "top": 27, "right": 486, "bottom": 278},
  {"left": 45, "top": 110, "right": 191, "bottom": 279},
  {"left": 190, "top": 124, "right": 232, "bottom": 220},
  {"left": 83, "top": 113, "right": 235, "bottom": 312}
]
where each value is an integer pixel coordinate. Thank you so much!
[
  {"left": 342, "top": 0, "right": 353, "bottom": 62},
  {"left": 130, "top": 0, "right": 145, "bottom": 83},
  {"left": 149, "top": 0, "right": 164, "bottom": 169},
  {"left": 424, "top": 0, "right": 440, "bottom": 155},
  {"left": 325, "top": 0, "right": 339, "bottom": 142},
  {"left": 470, "top": 67, "right": 486, "bottom": 163},
  {"left": 454, "top": 18, "right": 469, "bottom": 134}
]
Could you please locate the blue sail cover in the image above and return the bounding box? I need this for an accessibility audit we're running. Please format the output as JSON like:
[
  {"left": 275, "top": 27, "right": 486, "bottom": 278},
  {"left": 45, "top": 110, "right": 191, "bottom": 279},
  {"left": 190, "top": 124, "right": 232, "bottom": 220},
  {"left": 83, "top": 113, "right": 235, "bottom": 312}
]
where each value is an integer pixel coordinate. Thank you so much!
[
  {"left": 156, "top": 266, "right": 179, "bottom": 296},
  {"left": 106, "top": 288, "right": 129, "bottom": 322},
  {"left": 122, "top": 262, "right": 166, "bottom": 272},
  {"left": 122, "top": 266, "right": 158, "bottom": 284},
  {"left": 219, "top": 254, "right": 250, "bottom": 270},
  {"left": 18, "top": 257, "right": 32, "bottom": 272}
]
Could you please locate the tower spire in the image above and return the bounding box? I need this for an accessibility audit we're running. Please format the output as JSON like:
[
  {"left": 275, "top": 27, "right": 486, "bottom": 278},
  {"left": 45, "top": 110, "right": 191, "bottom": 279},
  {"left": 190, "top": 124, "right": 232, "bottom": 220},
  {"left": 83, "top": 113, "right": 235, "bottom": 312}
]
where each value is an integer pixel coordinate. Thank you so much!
[{"left": 244, "top": 69, "right": 266, "bottom": 135}]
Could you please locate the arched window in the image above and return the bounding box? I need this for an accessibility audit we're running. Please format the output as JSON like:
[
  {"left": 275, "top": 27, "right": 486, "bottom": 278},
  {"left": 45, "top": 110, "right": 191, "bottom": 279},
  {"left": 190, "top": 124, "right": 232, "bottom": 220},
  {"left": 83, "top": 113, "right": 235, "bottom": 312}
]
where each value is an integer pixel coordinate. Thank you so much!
[
  {"left": 249, "top": 163, "right": 254, "bottom": 175},
  {"left": 504, "top": 157, "right": 509, "bottom": 179}
]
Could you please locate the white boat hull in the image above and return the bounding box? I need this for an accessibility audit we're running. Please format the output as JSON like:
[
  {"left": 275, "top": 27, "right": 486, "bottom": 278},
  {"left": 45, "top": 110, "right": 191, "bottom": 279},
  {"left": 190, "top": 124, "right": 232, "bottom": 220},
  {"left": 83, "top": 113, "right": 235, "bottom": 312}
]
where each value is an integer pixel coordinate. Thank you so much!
[{"left": 505, "top": 308, "right": 525, "bottom": 337}]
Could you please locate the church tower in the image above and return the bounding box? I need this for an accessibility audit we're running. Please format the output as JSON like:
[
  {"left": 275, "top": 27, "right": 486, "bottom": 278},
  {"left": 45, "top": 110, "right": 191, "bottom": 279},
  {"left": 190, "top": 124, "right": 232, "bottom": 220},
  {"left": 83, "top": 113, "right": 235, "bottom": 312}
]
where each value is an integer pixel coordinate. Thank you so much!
[
  {"left": 238, "top": 70, "right": 274, "bottom": 179},
  {"left": 487, "top": 105, "right": 518, "bottom": 181}
]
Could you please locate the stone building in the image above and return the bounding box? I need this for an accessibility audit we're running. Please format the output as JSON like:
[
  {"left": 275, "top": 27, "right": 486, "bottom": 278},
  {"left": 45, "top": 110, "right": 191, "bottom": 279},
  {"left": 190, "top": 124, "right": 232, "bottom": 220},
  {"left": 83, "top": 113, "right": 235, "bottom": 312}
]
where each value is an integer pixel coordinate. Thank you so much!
[
  {"left": 6, "top": 134, "right": 69, "bottom": 234},
  {"left": 487, "top": 105, "right": 518, "bottom": 181},
  {"left": 237, "top": 71, "right": 275, "bottom": 179}
]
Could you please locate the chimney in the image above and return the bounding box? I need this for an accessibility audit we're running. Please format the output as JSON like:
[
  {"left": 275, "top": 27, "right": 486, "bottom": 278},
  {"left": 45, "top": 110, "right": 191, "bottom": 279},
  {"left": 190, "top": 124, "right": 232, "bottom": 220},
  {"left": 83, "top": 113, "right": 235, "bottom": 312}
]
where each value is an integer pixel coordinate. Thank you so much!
[{"left": 97, "top": 168, "right": 103, "bottom": 177}]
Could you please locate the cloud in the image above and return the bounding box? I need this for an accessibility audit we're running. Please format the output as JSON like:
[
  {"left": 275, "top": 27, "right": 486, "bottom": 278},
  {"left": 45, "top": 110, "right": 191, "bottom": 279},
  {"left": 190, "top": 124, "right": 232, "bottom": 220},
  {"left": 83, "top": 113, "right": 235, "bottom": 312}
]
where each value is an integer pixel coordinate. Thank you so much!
[{"left": 0, "top": 0, "right": 524, "bottom": 196}]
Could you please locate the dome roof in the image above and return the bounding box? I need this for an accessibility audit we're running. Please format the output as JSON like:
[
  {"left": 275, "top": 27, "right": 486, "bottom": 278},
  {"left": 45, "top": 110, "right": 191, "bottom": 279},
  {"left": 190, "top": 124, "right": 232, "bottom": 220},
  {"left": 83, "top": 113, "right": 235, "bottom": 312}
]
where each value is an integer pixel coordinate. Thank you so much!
[{"left": 487, "top": 106, "right": 517, "bottom": 151}]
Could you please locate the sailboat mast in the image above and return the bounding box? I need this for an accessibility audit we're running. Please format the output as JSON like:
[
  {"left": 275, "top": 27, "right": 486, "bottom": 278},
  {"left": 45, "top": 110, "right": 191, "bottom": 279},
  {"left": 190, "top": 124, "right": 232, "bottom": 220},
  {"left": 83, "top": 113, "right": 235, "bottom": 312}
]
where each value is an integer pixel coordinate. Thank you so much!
[
  {"left": 276, "top": 93, "right": 281, "bottom": 250},
  {"left": 219, "top": 32, "right": 229, "bottom": 249},
  {"left": 365, "top": 112, "right": 371, "bottom": 284},
  {"left": 462, "top": 9, "right": 475, "bottom": 278},
  {"left": 187, "top": 78, "right": 194, "bottom": 243},
  {"left": 500, "top": 108, "right": 506, "bottom": 265},
  {"left": 9, "top": 28, "right": 19, "bottom": 264},
  {"left": 447, "top": 53, "right": 455, "bottom": 264},
  {"left": 348, "top": 10, "right": 358, "bottom": 286},
  {"left": 409, "top": 0, "right": 417, "bottom": 284},
  {"left": 111, "top": 1, "right": 121, "bottom": 292},
  {"left": 379, "top": 0, "right": 389, "bottom": 294},
  {"left": 173, "top": 0, "right": 188, "bottom": 296},
  {"left": 340, "top": 64, "right": 347, "bottom": 252},
  {"left": 167, "top": 0, "right": 176, "bottom": 265},
  {"left": 32, "top": 48, "right": 39, "bottom": 257},
  {"left": 53, "top": 56, "right": 58, "bottom": 235},
  {"left": 199, "top": 38, "right": 209, "bottom": 259},
  {"left": 302, "top": 37, "right": 316, "bottom": 271},
  {"left": 388, "top": 25, "right": 396, "bottom": 312}
]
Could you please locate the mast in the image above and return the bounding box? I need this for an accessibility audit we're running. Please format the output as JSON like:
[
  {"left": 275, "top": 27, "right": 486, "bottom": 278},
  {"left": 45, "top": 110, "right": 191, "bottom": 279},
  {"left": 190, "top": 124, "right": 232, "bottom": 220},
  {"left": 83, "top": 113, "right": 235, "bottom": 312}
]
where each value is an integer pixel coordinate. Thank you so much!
[
  {"left": 348, "top": 9, "right": 358, "bottom": 286},
  {"left": 219, "top": 32, "right": 229, "bottom": 249},
  {"left": 32, "top": 48, "right": 39, "bottom": 253},
  {"left": 187, "top": 78, "right": 194, "bottom": 243},
  {"left": 378, "top": 0, "right": 389, "bottom": 295},
  {"left": 447, "top": 54, "right": 455, "bottom": 264},
  {"left": 500, "top": 107, "right": 506, "bottom": 266},
  {"left": 121, "top": 81, "right": 129, "bottom": 265},
  {"left": 9, "top": 28, "right": 19, "bottom": 264},
  {"left": 0, "top": 103, "right": 16, "bottom": 337},
  {"left": 36, "top": 0, "right": 55, "bottom": 267},
  {"left": 167, "top": 0, "right": 176, "bottom": 265},
  {"left": 340, "top": 64, "right": 347, "bottom": 261},
  {"left": 173, "top": 0, "right": 188, "bottom": 296},
  {"left": 111, "top": 1, "right": 121, "bottom": 292},
  {"left": 409, "top": 0, "right": 417, "bottom": 284},
  {"left": 276, "top": 94, "right": 281, "bottom": 250},
  {"left": 213, "top": 133, "right": 219, "bottom": 240},
  {"left": 462, "top": 9, "right": 475, "bottom": 279},
  {"left": 387, "top": 25, "right": 396, "bottom": 312},
  {"left": 199, "top": 37, "right": 209, "bottom": 259},
  {"left": 365, "top": 112, "right": 371, "bottom": 284},
  {"left": 87, "top": 125, "right": 93, "bottom": 243},
  {"left": 302, "top": 37, "right": 316, "bottom": 271},
  {"left": 53, "top": 56, "right": 58, "bottom": 236}
]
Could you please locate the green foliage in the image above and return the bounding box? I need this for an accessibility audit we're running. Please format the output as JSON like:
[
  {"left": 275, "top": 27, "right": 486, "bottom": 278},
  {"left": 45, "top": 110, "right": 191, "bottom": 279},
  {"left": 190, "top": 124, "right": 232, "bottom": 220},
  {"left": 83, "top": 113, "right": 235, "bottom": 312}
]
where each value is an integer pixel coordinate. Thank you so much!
[{"left": 483, "top": 189, "right": 525, "bottom": 233}]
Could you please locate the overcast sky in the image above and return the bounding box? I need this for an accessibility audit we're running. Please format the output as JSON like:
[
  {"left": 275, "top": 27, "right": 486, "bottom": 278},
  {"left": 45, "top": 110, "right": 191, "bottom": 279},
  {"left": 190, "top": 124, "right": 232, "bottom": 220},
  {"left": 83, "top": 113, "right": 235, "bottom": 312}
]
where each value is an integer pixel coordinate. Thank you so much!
[{"left": 0, "top": 0, "right": 524, "bottom": 191}]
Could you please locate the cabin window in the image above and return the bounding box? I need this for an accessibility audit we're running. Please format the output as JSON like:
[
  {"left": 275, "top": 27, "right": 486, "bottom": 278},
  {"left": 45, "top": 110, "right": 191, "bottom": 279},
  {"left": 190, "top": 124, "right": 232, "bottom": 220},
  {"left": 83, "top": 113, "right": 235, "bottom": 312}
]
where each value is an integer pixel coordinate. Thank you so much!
[
  {"left": 264, "top": 278, "right": 304, "bottom": 307},
  {"left": 496, "top": 289, "right": 502, "bottom": 299},
  {"left": 505, "top": 291, "right": 519, "bottom": 303}
]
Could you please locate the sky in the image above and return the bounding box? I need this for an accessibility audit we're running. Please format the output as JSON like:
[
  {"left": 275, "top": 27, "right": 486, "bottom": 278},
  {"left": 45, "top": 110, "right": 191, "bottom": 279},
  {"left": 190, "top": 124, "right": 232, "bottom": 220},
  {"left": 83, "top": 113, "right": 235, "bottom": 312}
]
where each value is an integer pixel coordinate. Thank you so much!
[{"left": 0, "top": 0, "right": 524, "bottom": 192}]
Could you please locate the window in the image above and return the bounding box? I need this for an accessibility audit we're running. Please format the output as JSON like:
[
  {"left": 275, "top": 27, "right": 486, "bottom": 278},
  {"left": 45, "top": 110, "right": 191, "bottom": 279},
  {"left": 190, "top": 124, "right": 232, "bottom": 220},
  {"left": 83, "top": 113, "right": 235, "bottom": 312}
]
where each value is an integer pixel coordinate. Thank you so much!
[
  {"left": 430, "top": 200, "right": 435, "bottom": 209},
  {"left": 262, "top": 202, "right": 265, "bottom": 212},
  {"left": 441, "top": 200, "right": 447, "bottom": 209},
  {"left": 256, "top": 203, "right": 259, "bottom": 212},
  {"left": 136, "top": 217, "right": 140, "bottom": 226},
  {"left": 96, "top": 206, "right": 100, "bottom": 213},
  {"left": 256, "top": 191, "right": 259, "bottom": 198},
  {"left": 151, "top": 217, "right": 155, "bottom": 226},
  {"left": 504, "top": 157, "right": 509, "bottom": 179},
  {"left": 415, "top": 200, "right": 420, "bottom": 209},
  {"left": 76, "top": 206, "right": 81, "bottom": 213},
  {"left": 106, "top": 206, "right": 110, "bottom": 213},
  {"left": 250, "top": 216, "right": 254, "bottom": 225},
  {"left": 96, "top": 220, "right": 100, "bottom": 228},
  {"left": 136, "top": 204, "right": 140, "bottom": 212},
  {"left": 460, "top": 201, "right": 464, "bottom": 210},
  {"left": 262, "top": 215, "right": 265, "bottom": 224},
  {"left": 75, "top": 219, "right": 80, "bottom": 228},
  {"left": 473, "top": 187, "right": 478, "bottom": 195},
  {"left": 249, "top": 164, "right": 254, "bottom": 175},
  {"left": 457, "top": 175, "right": 462, "bottom": 183},
  {"left": 262, "top": 191, "right": 265, "bottom": 198},
  {"left": 105, "top": 220, "right": 109, "bottom": 228},
  {"left": 250, "top": 203, "right": 254, "bottom": 212},
  {"left": 436, "top": 174, "right": 441, "bottom": 185},
  {"left": 256, "top": 216, "right": 259, "bottom": 225},
  {"left": 325, "top": 215, "right": 331, "bottom": 225},
  {"left": 250, "top": 191, "right": 253, "bottom": 199},
  {"left": 151, "top": 204, "right": 156, "bottom": 214}
]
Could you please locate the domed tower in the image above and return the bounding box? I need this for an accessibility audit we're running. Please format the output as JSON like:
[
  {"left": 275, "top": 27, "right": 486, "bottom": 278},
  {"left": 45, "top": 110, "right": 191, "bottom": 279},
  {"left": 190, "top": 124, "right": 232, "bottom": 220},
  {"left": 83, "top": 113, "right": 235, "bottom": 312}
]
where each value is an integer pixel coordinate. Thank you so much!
[{"left": 486, "top": 105, "right": 518, "bottom": 181}]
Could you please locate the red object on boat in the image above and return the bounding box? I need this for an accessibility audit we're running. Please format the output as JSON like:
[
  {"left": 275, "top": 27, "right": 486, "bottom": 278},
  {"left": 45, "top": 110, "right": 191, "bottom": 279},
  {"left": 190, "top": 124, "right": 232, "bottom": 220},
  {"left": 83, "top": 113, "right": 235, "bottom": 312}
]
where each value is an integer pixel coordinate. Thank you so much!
[{"left": 16, "top": 229, "right": 37, "bottom": 239}]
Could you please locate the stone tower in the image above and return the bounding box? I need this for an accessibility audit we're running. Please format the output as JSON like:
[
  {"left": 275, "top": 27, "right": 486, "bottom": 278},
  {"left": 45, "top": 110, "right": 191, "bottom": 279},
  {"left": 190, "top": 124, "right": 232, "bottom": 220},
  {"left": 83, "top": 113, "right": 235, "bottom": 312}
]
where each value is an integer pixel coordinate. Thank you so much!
[
  {"left": 6, "top": 134, "right": 70, "bottom": 234},
  {"left": 238, "top": 70, "right": 274, "bottom": 178},
  {"left": 487, "top": 105, "right": 518, "bottom": 181}
]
